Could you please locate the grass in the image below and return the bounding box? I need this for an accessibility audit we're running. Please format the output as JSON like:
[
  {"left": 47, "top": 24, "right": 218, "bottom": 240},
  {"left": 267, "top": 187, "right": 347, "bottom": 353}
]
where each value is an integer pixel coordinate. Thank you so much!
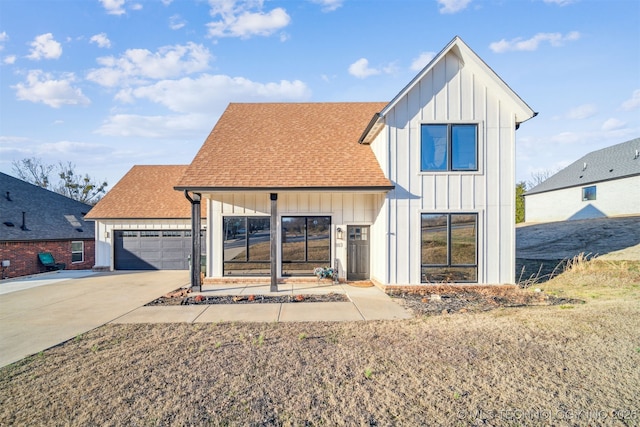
[
  {"left": 1, "top": 259, "right": 639, "bottom": 426},
  {"left": 539, "top": 255, "right": 640, "bottom": 300}
]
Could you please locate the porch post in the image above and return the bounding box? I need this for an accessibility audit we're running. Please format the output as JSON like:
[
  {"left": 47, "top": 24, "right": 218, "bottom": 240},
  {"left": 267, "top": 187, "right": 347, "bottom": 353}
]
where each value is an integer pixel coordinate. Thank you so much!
[
  {"left": 185, "top": 191, "right": 202, "bottom": 292},
  {"left": 270, "top": 193, "right": 278, "bottom": 292}
]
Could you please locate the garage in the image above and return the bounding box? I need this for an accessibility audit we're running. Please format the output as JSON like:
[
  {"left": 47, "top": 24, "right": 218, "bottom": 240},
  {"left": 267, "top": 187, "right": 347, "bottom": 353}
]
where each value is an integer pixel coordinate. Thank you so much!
[{"left": 114, "top": 230, "right": 204, "bottom": 270}]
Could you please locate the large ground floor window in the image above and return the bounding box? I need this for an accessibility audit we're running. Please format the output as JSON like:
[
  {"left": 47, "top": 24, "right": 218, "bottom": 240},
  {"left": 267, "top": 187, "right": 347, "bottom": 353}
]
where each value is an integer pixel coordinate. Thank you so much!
[
  {"left": 223, "top": 216, "right": 271, "bottom": 276},
  {"left": 282, "top": 216, "right": 331, "bottom": 276},
  {"left": 421, "top": 213, "right": 477, "bottom": 283}
]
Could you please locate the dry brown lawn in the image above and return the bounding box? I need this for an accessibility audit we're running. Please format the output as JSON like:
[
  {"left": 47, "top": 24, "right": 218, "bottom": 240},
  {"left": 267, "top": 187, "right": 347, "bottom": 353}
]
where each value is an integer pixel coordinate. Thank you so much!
[{"left": 1, "top": 260, "right": 639, "bottom": 426}]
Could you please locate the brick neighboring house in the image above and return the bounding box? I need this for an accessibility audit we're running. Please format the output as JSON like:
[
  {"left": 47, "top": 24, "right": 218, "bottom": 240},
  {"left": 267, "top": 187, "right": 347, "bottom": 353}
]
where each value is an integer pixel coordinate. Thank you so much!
[{"left": 0, "top": 172, "right": 95, "bottom": 279}]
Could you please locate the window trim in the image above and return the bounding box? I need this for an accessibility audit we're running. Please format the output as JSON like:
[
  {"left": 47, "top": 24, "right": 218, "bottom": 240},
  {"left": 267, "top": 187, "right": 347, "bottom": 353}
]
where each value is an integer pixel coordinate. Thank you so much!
[
  {"left": 420, "top": 122, "right": 480, "bottom": 173},
  {"left": 71, "top": 240, "right": 84, "bottom": 263},
  {"left": 420, "top": 212, "right": 478, "bottom": 283},
  {"left": 582, "top": 185, "right": 597, "bottom": 201}
]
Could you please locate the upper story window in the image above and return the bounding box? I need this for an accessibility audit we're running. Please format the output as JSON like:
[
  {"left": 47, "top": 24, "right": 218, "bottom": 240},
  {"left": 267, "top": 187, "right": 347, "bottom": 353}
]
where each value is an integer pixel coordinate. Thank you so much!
[{"left": 421, "top": 124, "right": 478, "bottom": 172}]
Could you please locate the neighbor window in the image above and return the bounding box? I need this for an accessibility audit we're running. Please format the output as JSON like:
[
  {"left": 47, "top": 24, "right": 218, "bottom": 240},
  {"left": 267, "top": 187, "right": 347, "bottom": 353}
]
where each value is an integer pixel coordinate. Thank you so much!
[
  {"left": 582, "top": 185, "right": 596, "bottom": 201},
  {"left": 421, "top": 124, "right": 478, "bottom": 171},
  {"left": 421, "top": 213, "right": 477, "bottom": 283},
  {"left": 71, "top": 241, "right": 84, "bottom": 263},
  {"left": 282, "top": 216, "right": 331, "bottom": 275},
  {"left": 223, "top": 216, "right": 271, "bottom": 276}
]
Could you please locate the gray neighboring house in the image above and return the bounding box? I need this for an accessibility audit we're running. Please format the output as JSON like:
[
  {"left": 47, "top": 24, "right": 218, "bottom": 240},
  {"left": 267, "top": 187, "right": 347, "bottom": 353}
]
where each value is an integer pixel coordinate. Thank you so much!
[
  {"left": 0, "top": 172, "right": 95, "bottom": 279},
  {"left": 525, "top": 138, "right": 640, "bottom": 223}
]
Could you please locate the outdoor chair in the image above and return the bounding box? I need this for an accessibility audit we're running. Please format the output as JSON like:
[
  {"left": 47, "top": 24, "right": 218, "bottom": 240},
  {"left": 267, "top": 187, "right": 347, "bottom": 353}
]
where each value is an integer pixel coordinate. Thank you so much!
[{"left": 38, "top": 252, "right": 66, "bottom": 271}]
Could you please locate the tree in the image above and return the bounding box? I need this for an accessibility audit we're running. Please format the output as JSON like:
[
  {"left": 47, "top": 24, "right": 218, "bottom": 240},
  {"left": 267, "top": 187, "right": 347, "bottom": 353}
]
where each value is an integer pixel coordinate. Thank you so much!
[
  {"left": 11, "top": 157, "right": 54, "bottom": 189},
  {"left": 515, "top": 181, "right": 527, "bottom": 223},
  {"left": 527, "top": 169, "right": 554, "bottom": 190},
  {"left": 11, "top": 157, "right": 108, "bottom": 205}
]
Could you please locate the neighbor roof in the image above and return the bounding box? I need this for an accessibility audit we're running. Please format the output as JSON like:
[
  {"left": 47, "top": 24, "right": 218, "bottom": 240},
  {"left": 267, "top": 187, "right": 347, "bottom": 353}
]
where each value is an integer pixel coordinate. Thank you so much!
[
  {"left": 0, "top": 172, "right": 94, "bottom": 241},
  {"left": 175, "top": 102, "right": 394, "bottom": 191},
  {"left": 86, "top": 165, "right": 204, "bottom": 219},
  {"left": 526, "top": 138, "right": 640, "bottom": 195}
]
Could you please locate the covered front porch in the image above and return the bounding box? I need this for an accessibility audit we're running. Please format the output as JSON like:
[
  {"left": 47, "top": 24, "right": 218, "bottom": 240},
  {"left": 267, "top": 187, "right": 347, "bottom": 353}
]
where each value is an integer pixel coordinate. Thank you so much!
[{"left": 186, "top": 190, "right": 390, "bottom": 291}]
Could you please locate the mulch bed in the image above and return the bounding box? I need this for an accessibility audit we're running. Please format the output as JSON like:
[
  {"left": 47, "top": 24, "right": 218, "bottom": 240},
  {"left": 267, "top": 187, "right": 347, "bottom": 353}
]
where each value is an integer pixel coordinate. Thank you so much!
[
  {"left": 387, "top": 285, "right": 583, "bottom": 316},
  {"left": 146, "top": 291, "right": 349, "bottom": 306}
]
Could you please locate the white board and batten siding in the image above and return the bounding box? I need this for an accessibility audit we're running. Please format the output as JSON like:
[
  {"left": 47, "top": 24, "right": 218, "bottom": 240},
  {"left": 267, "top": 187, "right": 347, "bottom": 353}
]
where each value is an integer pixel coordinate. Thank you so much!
[
  {"left": 205, "top": 192, "right": 384, "bottom": 279},
  {"left": 370, "top": 50, "right": 521, "bottom": 285}
]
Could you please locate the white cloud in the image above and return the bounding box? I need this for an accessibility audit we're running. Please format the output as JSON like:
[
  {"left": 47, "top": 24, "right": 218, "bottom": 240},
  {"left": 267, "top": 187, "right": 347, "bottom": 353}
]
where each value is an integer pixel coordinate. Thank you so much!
[
  {"left": 543, "top": 0, "right": 576, "bottom": 5},
  {"left": 410, "top": 52, "right": 436, "bottom": 71},
  {"left": 348, "top": 58, "right": 380, "bottom": 79},
  {"left": 0, "top": 31, "right": 7, "bottom": 50},
  {"left": 566, "top": 103, "right": 597, "bottom": 120},
  {"left": 207, "top": 0, "right": 291, "bottom": 38},
  {"left": 620, "top": 89, "right": 640, "bottom": 111},
  {"left": 489, "top": 31, "right": 580, "bottom": 53},
  {"left": 90, "top": 33, "right": 111, "bottom": 48},
  {"left": 310, "top": 0, "right": 344, "bottom": 12},
  {"left": 96, "top": 113, "right": 212, "bottom": 138},
  {"left": 550, "top": 131, "right": 582, "bottom": 145},
  {"left": 99, "top": 0, "right": 126, "bottom": 15},
  {"left": 161, "top": 0, "right": 173, "bottom": 5},
  {"left": 39, "top": 140, "right": 109, "bottom": 154},
  {"left": 86, "top": 42, "right": 212, "bottom": 87},
  {"left": 26, "top": 33, "right": 62, "bottom": 60},
  {"left": 117, "top": 74, "right": 311, "bottom": 113},
  {"left": 601, "top": 118, "right": 626, "bottom": 131},
  {"left": 4, "top": 55, "right": 16, "bottom": 65},
  {"left": 12, "top": 70, "right": 90, "bottom": 108},
  {"left": 169, "top": 14, "right": 187, "bottom": 30},
  {"left": 437, "top": 0, "right": 472, "bottom": 14}
]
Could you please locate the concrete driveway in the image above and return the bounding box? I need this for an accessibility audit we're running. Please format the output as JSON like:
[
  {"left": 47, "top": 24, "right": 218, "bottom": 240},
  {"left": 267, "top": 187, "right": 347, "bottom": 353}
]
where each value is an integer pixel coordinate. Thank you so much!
[{"left": 0, "top": 270, "right": 188, "bottom": 368}]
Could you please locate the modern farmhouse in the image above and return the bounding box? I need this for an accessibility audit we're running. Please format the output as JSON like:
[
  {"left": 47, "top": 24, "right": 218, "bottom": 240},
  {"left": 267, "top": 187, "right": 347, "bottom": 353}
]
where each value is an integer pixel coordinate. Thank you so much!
[
  {"left": 525, "top": 138, "right": 640, "bottom": 223},
  {"left": 88, "top": 36, "right": 537, "bottom": 289}
]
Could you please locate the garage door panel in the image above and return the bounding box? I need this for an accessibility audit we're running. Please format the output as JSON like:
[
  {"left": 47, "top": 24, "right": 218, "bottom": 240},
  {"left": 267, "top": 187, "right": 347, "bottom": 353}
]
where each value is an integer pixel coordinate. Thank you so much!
[{"left": 114, "top": 230, "right": 203, "bottom": 270}]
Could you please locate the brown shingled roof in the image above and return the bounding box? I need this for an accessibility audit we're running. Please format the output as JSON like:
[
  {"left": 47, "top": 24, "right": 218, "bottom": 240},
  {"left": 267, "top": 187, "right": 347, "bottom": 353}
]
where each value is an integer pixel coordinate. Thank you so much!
[
  {"left": 86, "top": 165, "right": 203, "bottom": 219},
  {"left": 175, "top": 103, "right": 393, "bottom": 190}
]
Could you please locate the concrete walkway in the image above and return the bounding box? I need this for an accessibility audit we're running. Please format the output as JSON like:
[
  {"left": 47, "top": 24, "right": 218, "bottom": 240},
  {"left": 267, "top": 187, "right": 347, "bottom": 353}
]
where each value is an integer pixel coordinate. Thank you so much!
[
  {"left": 0, "top": 271, "right": 411, "bottom": 368},
  {"left": 114, "top": 281, "right": 412, "bottom": 324}
]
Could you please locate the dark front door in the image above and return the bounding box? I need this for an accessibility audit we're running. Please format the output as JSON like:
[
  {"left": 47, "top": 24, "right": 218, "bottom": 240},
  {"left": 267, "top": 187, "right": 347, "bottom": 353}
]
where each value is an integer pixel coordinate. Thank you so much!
[{"left": 347, "top": 226, "right": 370, "bottom": 281}]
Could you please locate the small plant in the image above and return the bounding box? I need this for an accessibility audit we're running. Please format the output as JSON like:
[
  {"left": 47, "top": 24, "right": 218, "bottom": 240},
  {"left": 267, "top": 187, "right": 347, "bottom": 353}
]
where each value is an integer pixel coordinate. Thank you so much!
[
  {"left": 364, "top": 368, "right": 373, "bottom": 379},
  {"left": 214, "top": 341, "right": 222, "bottom": 349},
  {"left": 635, "top": 347, "right": 640, "bottom": 353},
  {"left": 298, "top": 333, "right": 307, "bottom": 340},
  {"left": 559, "top": 304, "right": 574, "bottom": 309},
  {"left": 453, "top": 391, "right": 461, "bottom": 400},
  {"left": 91, "top": 344, "right": 99, "bottom": 353},
  {"left": 254, "top": 333, "right": 265, "bottom": 347},
  {"left": 75, "top": 334, "right": 84, "bottom": 342}
]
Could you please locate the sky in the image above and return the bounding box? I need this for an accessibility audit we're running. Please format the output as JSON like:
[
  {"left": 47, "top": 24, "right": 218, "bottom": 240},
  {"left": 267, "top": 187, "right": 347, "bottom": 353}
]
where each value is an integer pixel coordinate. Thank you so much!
[{"left": 0, "top": 0, "right": 638, "bottom": 190}]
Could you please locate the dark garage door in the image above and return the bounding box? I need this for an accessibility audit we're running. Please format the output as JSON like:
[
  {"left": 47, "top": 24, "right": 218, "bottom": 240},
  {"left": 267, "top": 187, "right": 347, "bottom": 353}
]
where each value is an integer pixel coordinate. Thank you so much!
[{"left": 114, "top": 230, "right": 204, "bottom": 270}]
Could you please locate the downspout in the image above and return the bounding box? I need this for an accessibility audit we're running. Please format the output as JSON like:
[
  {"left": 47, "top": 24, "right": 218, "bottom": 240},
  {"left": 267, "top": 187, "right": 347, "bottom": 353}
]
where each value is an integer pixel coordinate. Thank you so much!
[{"left": 184, "top": 190, "right": 202, "bottom": 292}]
